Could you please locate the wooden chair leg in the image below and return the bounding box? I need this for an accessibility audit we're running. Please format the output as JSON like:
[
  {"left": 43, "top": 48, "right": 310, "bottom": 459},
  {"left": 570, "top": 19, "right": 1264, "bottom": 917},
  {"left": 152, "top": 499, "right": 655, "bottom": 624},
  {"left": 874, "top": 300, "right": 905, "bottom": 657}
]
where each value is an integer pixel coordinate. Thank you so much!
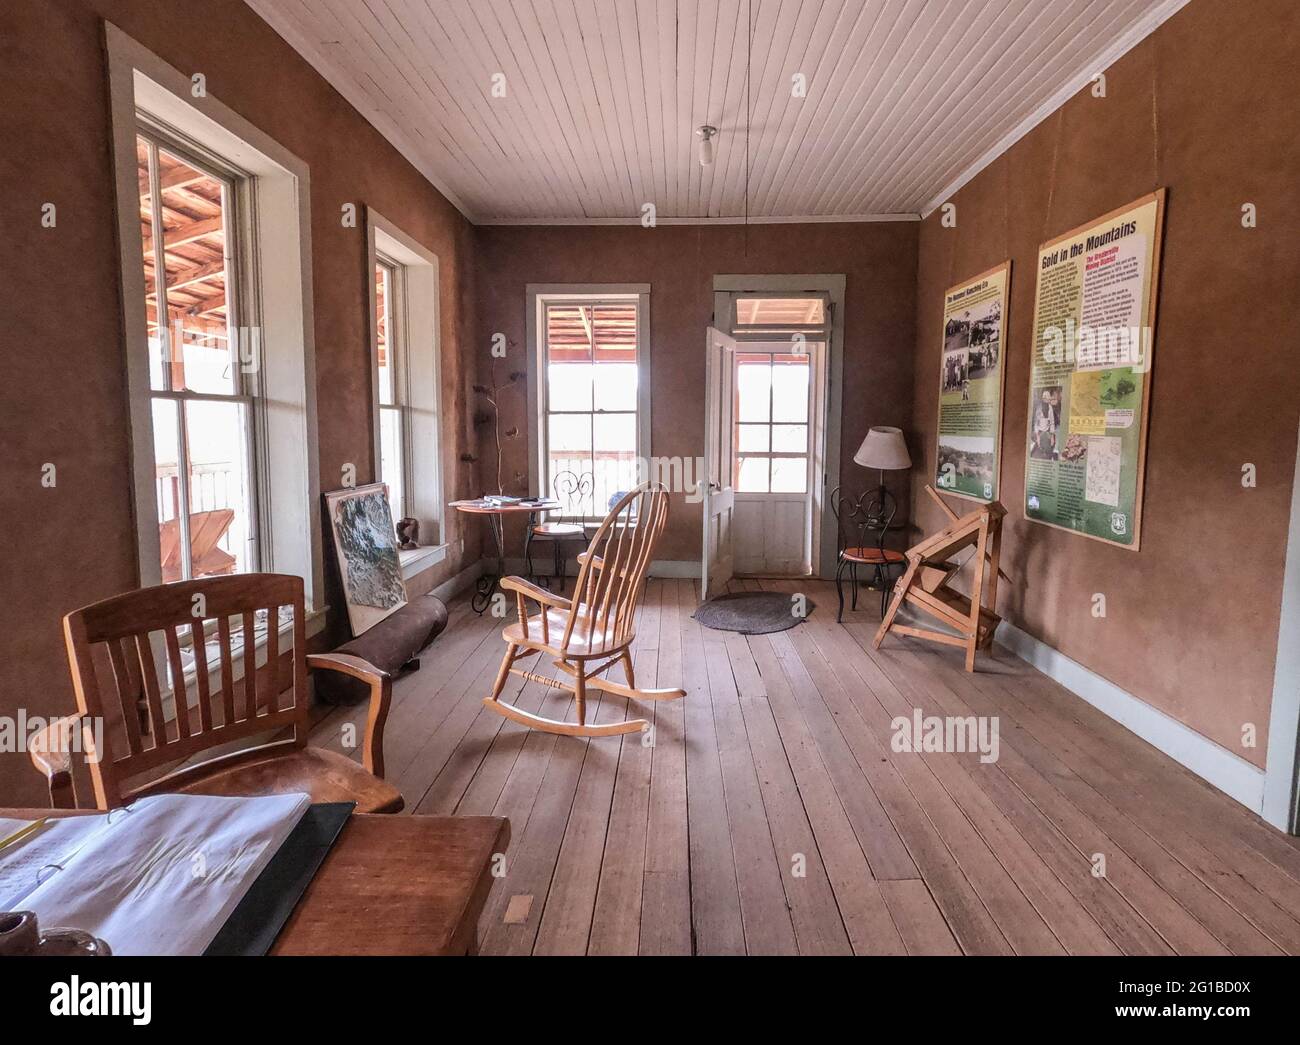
[
  {"left": 874, "top": 558, "right": 918, "bottom": 649},
  {"left": 490, "top": 644, "right": 519, "bottom": 701},
  {"left": 620, "top": 651, "right": 636, "bottom": 688},
  {"left": 574, "top": 665, "right": 587, "bottom": 727}
]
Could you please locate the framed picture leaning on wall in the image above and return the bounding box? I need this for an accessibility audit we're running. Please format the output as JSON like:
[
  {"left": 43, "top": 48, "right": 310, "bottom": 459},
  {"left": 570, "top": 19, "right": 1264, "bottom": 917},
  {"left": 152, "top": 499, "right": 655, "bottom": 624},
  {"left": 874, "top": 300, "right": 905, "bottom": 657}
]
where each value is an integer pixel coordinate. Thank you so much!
[{"left": 325, "top": 482, "right": 408, "bottom": 636}]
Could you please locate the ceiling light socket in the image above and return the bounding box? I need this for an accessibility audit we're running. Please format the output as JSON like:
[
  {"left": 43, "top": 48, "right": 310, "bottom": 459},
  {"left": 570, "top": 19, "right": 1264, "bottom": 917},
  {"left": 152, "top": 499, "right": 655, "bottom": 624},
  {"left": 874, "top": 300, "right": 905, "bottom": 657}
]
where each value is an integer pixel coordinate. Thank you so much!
[{"left": 696, "top": 125, "right": 718, "bottom": 167}]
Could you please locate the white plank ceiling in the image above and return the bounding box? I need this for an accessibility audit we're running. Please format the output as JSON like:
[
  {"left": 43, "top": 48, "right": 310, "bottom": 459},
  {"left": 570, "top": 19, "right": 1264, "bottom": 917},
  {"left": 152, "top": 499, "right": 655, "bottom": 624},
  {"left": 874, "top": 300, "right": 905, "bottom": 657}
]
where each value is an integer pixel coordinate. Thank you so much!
[{"left": 245, "top": 0, "right": 1187, "bottom": 223}]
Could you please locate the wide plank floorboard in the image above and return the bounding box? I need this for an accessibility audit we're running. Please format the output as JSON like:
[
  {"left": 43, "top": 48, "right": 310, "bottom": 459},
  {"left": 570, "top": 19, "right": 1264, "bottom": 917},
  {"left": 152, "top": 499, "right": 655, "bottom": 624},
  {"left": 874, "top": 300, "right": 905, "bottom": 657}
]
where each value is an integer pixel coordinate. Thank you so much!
[{"left": 345, "top": 577, "right": 1298, "bottom": 954}]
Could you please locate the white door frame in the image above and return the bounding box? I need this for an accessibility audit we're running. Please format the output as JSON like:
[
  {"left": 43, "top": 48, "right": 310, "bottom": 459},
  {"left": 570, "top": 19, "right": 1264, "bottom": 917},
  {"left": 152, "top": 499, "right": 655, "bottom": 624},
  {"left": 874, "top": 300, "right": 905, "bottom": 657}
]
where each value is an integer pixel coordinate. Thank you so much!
[
  {"left": 1263, "top": 417, "right": 1300, "bottom": 833},
  {"left": 701, "top": 326, "right": 736, "bottom": 598},
  {"left": 714, "top": 275, "right": 846, "bottom": 578}
]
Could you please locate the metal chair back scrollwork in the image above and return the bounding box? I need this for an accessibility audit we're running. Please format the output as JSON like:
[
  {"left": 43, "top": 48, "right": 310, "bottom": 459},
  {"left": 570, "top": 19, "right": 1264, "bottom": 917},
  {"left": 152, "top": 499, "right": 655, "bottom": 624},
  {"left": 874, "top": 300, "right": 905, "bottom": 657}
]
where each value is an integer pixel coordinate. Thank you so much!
[
  {"left": 830, "top": 485, "right": 904, "bottom": 622},
  {"left": 526, "top": 470, "right": 594, "bottom": 592},
  {"left": 553, "top": 470, "right": 595, "bottom": 520}
]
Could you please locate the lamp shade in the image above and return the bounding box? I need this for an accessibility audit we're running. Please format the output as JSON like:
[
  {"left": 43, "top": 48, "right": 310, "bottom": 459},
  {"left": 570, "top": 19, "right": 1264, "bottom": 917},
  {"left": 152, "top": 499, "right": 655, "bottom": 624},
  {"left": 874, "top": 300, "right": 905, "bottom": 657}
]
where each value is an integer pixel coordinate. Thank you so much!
[{"left": 854, "top": 426, "right": 911, "bottom": 471}]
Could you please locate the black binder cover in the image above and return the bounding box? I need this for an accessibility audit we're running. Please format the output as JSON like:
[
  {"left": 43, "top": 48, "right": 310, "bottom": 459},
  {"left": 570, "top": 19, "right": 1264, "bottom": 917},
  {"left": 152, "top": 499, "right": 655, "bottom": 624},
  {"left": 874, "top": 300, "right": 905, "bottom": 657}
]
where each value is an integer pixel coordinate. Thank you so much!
[{"left": 203, "top": 801, "right": 354, "bottom": 956}]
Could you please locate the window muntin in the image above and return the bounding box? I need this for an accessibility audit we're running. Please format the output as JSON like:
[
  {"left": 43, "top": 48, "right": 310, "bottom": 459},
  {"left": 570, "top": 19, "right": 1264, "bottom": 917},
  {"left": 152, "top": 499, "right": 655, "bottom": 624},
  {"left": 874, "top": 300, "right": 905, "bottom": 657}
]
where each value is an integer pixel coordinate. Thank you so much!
[
  {"left": 137, "top": 128, "right": 257, "bottom": 582},
  {"left": 542, "top": 300, "right": 640, "bottom": 517},
  {"left": 374, "top": 256, "right": 409, "bottom": 521},
  {"left": 733, "top": 350, "right": 813, "bottom": 494}
]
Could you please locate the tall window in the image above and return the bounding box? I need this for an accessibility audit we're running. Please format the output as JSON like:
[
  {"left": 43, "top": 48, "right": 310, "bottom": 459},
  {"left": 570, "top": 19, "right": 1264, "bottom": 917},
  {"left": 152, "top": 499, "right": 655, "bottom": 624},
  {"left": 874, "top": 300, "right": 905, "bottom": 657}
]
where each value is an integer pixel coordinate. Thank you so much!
[
  {"left": 541, "top": 298, "right": 642, "bottom": 517},
  {"left": 137, "top": 127, "right": 257, "bottom": 582},
  {"left": 374, "top": 256, "right": 409, "bottom": 520}
]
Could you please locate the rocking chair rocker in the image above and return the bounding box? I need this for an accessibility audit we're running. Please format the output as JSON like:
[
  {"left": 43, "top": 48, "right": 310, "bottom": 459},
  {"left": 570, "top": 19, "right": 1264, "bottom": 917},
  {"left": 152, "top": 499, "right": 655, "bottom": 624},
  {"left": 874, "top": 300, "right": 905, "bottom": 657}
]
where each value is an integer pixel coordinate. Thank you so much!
[{"left": 483, "top": 483, "right": 684, "bottom": 737}]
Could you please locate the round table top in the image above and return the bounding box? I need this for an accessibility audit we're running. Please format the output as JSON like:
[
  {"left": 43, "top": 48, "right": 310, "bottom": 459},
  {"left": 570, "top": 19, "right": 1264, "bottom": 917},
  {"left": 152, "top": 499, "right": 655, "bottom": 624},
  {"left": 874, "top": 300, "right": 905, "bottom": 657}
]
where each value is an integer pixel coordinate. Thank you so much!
[{"left": 449, "top": 498, "right": 562, "bottom": 515}]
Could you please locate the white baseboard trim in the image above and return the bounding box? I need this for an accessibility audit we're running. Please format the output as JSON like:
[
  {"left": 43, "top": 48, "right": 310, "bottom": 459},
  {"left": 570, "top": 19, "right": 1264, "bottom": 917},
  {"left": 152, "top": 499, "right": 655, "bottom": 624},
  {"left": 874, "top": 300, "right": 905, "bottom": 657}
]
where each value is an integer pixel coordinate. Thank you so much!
[
  {"left": 432, "top": 560, "right": 484, "bottom": 603},
  {"left": 998, "top": 622, "right": 1266, "bottom": 815}
]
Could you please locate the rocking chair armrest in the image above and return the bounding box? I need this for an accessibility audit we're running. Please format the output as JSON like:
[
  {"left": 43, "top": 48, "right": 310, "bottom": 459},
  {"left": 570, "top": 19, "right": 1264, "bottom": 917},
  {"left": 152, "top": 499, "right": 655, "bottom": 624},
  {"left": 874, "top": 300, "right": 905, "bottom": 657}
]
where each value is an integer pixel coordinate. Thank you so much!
[
  {"left": 27, "top": 715, "right": 81, "bottom": 809},
  {"left": 307, "top": 653, "right": 393, "bottom": 779},
  {"left": 499, "top": 575, "right": 572, "bottom": 610}
]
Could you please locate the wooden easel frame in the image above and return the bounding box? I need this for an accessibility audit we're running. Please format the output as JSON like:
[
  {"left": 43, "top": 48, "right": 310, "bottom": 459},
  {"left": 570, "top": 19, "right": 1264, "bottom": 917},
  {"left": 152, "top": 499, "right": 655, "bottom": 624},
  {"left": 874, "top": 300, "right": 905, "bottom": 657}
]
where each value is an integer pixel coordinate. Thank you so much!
[{"left": 873, "top": 486, "right": 1006, "bottom": 672}]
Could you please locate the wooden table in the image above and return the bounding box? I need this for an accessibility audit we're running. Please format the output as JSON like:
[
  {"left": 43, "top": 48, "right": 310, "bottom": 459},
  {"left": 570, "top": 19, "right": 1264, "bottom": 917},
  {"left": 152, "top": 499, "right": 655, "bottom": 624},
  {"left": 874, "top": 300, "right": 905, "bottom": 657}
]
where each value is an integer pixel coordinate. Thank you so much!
[
  {"left": 0, "top": 808, "right": 510, "bottom": 956},
  {"left": 450, "top": 498, "right": 562, "bottom": 613}
]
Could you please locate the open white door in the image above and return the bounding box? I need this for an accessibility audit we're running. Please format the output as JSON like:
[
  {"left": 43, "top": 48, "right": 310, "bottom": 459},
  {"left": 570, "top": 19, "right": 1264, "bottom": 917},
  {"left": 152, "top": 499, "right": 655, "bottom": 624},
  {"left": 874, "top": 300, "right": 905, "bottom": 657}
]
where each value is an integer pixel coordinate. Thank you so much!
[{"left": 702, "top": 326, "right": 736, "bottom": 599}]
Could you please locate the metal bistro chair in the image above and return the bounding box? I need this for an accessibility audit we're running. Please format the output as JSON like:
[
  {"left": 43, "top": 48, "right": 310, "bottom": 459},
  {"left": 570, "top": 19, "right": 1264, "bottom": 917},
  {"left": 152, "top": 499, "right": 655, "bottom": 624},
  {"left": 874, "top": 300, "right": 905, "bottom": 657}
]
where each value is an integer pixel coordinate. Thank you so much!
[
  {"left": 524, "top": 470, "right": 593, "bottom": 593},
  {"left": 832, "top": 486, "right": 907, "bottom": 622}
]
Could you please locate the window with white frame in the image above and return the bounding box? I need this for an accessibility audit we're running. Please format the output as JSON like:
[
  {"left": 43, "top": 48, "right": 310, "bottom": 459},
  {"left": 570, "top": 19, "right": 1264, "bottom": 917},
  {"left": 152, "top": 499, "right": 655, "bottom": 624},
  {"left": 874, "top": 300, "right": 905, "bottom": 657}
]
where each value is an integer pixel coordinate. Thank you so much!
[
  {"left": 136, "top": 123, "right": 260, "bottom": 581},
  {"left": 368, "top": 212, "right": 444, "bottom": 556},
  {"left": 531, "top": 289, "right": 650, "bottom": 519},
  {"left": 374, "top": 255, "right": 410, "bottom": 521},
  {"left": 109, "top": 25, "right": 324, "bottom": 624}
]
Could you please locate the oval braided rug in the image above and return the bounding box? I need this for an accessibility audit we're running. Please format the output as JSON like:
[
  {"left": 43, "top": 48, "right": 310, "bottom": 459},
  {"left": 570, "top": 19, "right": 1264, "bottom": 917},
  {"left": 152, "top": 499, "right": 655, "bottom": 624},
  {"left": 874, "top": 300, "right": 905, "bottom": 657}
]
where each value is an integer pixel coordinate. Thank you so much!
[{"left": 691, "top": 591, "right": 814, "bottom": 635}]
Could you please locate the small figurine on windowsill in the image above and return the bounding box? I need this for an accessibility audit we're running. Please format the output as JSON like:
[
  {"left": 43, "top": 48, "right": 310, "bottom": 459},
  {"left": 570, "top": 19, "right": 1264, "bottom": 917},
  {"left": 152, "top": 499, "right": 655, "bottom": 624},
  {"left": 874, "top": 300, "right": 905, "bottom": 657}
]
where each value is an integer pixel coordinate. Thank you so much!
[{"left": 396, "top": 517, "right": 420, "bottom": 551}]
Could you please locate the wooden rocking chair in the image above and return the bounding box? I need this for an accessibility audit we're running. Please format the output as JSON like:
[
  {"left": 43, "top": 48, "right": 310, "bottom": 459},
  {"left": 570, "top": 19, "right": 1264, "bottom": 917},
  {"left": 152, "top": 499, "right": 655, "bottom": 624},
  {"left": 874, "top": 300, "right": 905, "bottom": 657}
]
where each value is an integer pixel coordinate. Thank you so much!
[{"left": 483, "top": 483, "right": 684, "bottom": 737}]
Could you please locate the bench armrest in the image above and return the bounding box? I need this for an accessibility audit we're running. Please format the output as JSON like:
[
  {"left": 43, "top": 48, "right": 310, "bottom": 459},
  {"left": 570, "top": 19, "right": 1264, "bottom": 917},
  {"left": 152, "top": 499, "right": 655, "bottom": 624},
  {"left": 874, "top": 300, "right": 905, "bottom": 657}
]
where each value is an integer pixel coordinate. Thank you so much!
[
  {"left": 307, "top": 654, "right": 393, "bottom": 778},
  {"left": 27, "top": 715, "right": 81, "bottom": 809}
]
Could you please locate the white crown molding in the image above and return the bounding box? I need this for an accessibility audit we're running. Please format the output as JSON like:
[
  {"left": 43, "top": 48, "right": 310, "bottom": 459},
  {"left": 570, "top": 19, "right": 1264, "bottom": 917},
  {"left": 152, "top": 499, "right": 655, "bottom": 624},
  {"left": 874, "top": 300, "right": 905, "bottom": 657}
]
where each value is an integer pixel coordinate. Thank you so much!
[
  {"left": 919, "top": 0, "right": 1195, "bottom": 219},
  {"left": 475, "top": 213, "right": 920, "bottom": 227}
]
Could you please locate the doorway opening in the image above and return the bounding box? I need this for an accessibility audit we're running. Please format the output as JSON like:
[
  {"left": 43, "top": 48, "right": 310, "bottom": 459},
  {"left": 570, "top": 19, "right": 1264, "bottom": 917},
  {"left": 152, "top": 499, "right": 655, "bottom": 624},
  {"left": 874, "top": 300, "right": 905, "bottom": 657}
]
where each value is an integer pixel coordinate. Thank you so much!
[{"left": 712, "top": 288, "right": 833, "bottom": 578}]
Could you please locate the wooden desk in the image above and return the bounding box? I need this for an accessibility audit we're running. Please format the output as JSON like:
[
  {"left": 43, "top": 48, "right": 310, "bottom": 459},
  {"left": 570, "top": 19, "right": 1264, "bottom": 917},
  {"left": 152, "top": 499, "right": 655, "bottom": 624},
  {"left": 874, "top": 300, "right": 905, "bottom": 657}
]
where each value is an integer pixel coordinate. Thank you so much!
[{"left": 0, "top": 809, "right": 509, "bottom": 956}]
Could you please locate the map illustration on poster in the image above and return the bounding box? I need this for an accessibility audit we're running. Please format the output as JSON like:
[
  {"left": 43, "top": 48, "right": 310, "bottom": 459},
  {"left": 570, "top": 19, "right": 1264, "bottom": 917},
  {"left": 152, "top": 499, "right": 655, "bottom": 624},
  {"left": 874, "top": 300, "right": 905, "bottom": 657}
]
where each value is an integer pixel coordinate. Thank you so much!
[
  {"left": 1023, "top": 190, "right": 1166, "bottom": 549},
  {"left": 934, "top": 261, "right": 1010, "bottom": 503}
]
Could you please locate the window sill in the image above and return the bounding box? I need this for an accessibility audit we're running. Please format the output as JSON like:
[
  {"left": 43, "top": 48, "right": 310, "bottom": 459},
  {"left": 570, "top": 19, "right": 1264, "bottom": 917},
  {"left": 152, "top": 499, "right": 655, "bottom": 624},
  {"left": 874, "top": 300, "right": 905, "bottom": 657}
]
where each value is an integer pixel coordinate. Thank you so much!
[{"left": 400, "top": 543, "right": 449, "bottom": 579}]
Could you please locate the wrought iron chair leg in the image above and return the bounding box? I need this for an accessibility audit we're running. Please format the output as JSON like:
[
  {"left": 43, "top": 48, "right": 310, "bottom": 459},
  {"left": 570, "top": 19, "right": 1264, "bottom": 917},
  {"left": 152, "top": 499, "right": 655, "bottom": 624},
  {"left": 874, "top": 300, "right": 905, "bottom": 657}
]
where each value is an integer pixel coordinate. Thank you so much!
[
  {"left": 554, "top": 540, "right": 564, "bottom": 594},
  {"left": 524, "top": 527, "right": 536, "bottom": 584},
  {"left": 850, "top": 562, "right": 859, "bottom": 610},
  {"left": 835, "top": 559, "right": 846, "bottom": 623}
]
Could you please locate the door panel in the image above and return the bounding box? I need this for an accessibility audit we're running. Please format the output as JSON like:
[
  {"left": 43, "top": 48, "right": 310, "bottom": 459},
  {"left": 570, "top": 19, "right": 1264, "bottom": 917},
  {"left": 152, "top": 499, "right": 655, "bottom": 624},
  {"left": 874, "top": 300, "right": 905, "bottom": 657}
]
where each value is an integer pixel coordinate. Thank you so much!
[{"left": 730, "top": 345, "right": 817, "bottom": 576}]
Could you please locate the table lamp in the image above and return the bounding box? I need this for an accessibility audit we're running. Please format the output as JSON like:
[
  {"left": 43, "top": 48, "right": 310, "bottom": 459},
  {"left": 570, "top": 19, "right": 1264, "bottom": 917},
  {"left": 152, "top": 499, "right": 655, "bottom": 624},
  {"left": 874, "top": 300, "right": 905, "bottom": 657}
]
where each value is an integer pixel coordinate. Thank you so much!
[{"left": 853, "top": 426, "right": 912, "bottom": 514}]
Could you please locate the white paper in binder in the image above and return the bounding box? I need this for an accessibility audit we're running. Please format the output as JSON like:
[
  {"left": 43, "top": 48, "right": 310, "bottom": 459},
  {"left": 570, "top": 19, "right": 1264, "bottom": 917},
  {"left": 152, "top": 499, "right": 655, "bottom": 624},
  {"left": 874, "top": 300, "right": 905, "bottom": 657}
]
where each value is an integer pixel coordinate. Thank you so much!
[{"left": 0, "top": 791, "right": 310, "bottom": 955}]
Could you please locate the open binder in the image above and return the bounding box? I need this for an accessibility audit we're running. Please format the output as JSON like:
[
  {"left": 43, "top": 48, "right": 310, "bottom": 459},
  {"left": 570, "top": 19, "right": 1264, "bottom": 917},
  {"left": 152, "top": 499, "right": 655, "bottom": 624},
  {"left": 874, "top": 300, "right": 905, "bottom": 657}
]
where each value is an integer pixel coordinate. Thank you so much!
[{"left": 0, "top": 792, "right": 316, "bottom": 956}]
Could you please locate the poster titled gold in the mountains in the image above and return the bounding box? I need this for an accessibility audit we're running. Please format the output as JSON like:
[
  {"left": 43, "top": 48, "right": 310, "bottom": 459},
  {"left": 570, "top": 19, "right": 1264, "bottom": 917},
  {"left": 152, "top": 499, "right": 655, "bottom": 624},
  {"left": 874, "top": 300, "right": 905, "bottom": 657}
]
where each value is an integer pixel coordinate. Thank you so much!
[
  {"left": 934, "top": 261, "right": 1010, "bottom": 503},
  {"left": 1023, "top": 190, "right": 1166, "bottom": 549}
]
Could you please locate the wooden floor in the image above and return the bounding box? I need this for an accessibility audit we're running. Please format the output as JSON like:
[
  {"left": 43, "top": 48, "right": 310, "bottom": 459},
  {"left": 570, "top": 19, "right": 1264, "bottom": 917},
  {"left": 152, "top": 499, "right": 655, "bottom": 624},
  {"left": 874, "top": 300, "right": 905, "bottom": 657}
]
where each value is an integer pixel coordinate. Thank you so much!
[{"left": 309, "top": 577, "right": 1300, "bottom": 955}]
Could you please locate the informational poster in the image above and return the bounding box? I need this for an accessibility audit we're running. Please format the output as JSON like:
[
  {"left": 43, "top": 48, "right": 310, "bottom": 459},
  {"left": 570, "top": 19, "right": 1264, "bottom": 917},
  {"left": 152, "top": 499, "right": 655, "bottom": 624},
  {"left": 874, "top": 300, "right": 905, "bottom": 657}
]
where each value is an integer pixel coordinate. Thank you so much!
[
  {"left": 934, "top": 261, "right": 1010, "bottom": 502},
  {"left": 1023, "top": 190, "right": 1166, "bottom": 549}
]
